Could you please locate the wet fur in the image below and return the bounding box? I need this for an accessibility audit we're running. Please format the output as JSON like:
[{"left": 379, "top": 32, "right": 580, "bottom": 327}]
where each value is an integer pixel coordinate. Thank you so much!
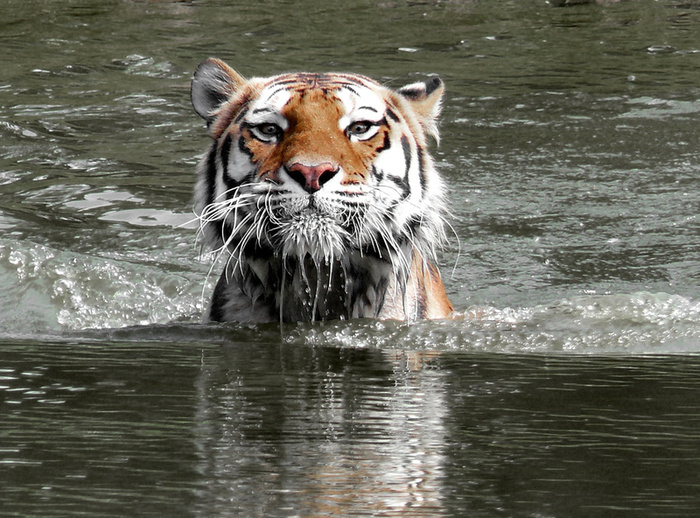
[{"left": 191, "top": 58, "right": 453, "bottom": 323}]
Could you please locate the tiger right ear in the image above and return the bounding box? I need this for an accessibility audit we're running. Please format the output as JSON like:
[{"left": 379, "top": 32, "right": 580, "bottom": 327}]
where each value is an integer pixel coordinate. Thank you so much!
[
  {"left": 397, "top": 76, "right": 444, "bottom": 143},
  {"left": 191, "top": 58, "right": 246, "bottom": 123}
]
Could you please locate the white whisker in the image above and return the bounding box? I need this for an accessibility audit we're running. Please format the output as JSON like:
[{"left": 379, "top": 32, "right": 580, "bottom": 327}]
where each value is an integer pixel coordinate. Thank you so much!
[{"left": 191, "top": 62, "right": 452, "bottom": 323}]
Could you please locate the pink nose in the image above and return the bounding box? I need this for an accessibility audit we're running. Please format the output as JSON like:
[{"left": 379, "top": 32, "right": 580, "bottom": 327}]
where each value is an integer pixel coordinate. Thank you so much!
[{"left": 287, "top": 162, "right": 338, "bottom": 193}]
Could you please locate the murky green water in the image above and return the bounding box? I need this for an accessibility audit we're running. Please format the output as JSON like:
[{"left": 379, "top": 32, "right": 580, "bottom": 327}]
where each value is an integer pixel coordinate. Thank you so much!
[{"left": 1, "top": 0, "right": 700, "bottom": 515}]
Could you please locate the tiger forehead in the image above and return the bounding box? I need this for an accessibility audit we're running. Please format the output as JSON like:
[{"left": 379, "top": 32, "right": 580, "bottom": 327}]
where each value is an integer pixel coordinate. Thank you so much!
[
  {"left": 251, "top": 72, "right": 387, "bottom": 118},
  {"left": 267, "top": 72, "right": 379, "bottom": 91}
]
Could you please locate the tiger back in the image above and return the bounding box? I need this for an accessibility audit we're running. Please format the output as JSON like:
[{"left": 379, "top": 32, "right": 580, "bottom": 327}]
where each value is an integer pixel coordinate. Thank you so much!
[{"left": 191, "top": 58, "right": 453, "bottom": 323}]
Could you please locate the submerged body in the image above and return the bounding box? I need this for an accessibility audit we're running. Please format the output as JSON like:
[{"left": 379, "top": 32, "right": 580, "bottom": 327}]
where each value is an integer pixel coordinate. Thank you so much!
[{"left": 191, "top": 58, "right": 452, "bottom": 323}]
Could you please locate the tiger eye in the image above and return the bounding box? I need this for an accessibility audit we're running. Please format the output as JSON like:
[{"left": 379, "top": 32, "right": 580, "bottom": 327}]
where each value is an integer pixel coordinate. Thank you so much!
[
  {"left": 348, "top": 121, "right": 373, "bottom": 136},
  {"left": 257, "top": 123, "right": 282, "bottom": 137}
]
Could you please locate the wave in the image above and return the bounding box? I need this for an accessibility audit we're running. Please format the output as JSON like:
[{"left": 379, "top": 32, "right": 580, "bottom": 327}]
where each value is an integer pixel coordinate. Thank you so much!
[{"left": 2, "top": 239, "right": 699, "bottom": 355}]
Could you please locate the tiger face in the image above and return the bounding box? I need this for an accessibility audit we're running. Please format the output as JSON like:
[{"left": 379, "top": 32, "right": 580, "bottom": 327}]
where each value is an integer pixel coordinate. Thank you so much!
[{"left": 191, "top": 58, "right": 452, "bottom": 323}]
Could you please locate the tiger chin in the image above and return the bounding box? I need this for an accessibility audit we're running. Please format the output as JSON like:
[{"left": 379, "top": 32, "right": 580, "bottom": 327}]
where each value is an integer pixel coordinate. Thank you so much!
[{"left": 190, "top": 58, "right": 453, "bottom": 323}]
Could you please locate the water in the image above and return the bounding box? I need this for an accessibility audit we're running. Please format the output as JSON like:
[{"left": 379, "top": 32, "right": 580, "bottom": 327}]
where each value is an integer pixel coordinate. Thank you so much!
[
  {"left": 3, "top": 339, "right": 700, "bottom": 517},
  {"left": 1, "top": 0, "right": 699, "bottom": 515}
]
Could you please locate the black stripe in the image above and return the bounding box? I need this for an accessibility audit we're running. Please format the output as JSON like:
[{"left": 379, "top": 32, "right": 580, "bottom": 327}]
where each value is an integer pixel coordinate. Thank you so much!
[
  {"left": 340, "top": 84, "right": 360, "bottom": 96},
  {"left": 251, "top": 107, "right": 274, "bottom": 115},
  {"left": 372, "top": 276, "right": 390, "bottom": 318},
  {"left": 379, "top": 134, "right": 411, "bottom": 200},
  {"left": 333, "top": 75, "right": 378, "bottom": 89},
  {"left": 388, "top": 175, "right": 410, "bottom": 200},
  {"left": 208, "top": 271, "right": 229, "bottom": 322},
  {"left": 398, "top": 87, "right": 423, "bottom": 100},
  {"left": 424, "top": 76, "right": 442, "bottom": 96},
  {"left": 375, "top": 129, "right": 391, "bottom": 153},
  {"left": 386, "top": 108, "right": 400, "bottom": 123},
  {"left": 405, "top": 215, "right": 421, "bottom": 240},
  {"left": 268, "top": 77, "right": 303, "bottom": 87},
  {"left": 417, "top": 145, "right": 426, "bottom": 194},
  {"left": 265, "top": 85, "right": 293, "bottom": 100},
  {"left": 415, "top": 291, "right": 427, "bottom": 319},
  {"left": 400, "top": 135, "right": 412, "bottom": 176},
  {"left": 233, "top": 106, "right": 249, "bottom": 125},
  {"left": 268, "top": 73, "right": 376, "bottom": 89},
  {"left": 205, "top": 144, "right": 218, "bottom": 209},
  {"left": 220, "top": 133, "right": 232, "bottom": 183},
  {"left": 237, "top": 135, "right": 253, "bottom": 158}
]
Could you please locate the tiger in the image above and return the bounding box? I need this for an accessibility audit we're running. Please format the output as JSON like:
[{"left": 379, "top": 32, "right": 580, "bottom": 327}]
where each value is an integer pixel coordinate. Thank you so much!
[{"left": 190, "top": 58, "right": 453, "bottom": 323}]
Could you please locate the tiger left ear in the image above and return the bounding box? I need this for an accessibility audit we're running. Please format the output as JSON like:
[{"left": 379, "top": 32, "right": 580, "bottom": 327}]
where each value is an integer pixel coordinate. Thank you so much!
[
  {"left": 397, "top": 76, "right": 444, "bottom": 142},
  {"left": 191, "top": 58, "right": 247, "bottom": 125}
]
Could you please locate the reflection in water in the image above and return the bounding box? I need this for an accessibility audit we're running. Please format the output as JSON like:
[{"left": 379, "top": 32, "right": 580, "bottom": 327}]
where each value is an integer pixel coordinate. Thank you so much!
[
  {"left": 193, "top": 344, "right": 447, "bottom": 516},
  {"left": 2, "top": 341, "right": 700, "bottom": 516}
]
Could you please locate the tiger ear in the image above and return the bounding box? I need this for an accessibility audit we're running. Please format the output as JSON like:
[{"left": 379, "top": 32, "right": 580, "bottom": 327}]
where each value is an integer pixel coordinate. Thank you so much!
[
  {"left": 397, "top": 76, "right": 444, "bottom": 142},
  {"left": 191, "top": 58, "right": 247, "bottom": 123}
]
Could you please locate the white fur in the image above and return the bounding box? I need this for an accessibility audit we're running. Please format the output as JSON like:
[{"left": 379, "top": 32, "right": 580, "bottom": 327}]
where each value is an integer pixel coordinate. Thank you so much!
[{"left": 192, "top": 65, "right": 448, "bottom": 323}]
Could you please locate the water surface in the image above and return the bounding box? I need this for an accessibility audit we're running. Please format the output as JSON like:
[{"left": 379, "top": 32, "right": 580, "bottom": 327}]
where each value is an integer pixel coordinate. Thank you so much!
[{"left": 1, "top": 0, "right": 699, "bottom": 516}]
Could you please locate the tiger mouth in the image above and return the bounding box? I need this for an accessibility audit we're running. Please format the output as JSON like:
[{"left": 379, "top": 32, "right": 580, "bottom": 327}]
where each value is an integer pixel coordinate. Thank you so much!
[
  {"left": 259, "top": 192, "right": 369, "bottom": 261},
  {"left": 286, "top": 207, "right": 338, "bottom": 227},
  {"left": 275, "top": 210, "right": 349, "bottom": 261},
  {"left": 269, "top": 194, "right": 357, "bottom": 227}
]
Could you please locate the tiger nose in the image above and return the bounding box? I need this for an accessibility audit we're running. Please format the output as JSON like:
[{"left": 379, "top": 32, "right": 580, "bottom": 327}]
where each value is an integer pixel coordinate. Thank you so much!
[{"left": 287, "top": 162, "right": 339, "bottom": 193}]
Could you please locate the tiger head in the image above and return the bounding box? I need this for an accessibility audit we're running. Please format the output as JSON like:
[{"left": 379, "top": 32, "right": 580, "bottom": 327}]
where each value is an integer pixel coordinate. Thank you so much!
[{"left": 191, "top": 58, "right": 452, "bottom": 323}]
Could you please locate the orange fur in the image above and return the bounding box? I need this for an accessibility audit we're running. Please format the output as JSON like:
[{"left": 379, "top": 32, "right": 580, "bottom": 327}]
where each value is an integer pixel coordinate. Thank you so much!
[{"left": 191, "top": 59, "right": 453, "bottom": 322}]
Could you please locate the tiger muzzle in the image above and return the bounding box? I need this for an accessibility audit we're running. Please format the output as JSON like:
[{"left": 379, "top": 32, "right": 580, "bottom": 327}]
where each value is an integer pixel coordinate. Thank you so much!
[{"left": 287, "top": 162, "right": 339, "bottom": 194}]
